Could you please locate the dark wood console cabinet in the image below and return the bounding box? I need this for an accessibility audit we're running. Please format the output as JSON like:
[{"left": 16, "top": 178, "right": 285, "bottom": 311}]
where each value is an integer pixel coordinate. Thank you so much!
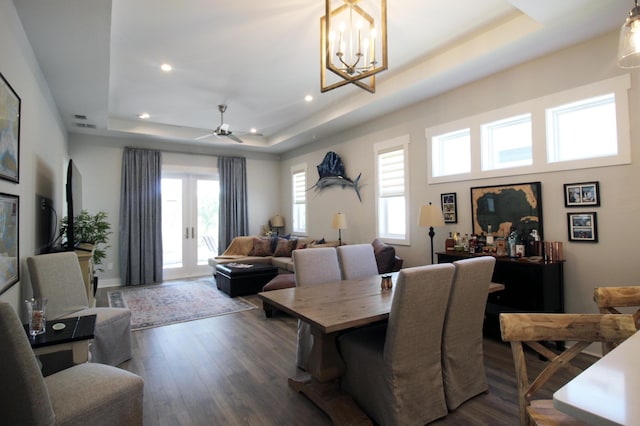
[{"left": 436, "top": 252, "right": 565, "bottom": 339}]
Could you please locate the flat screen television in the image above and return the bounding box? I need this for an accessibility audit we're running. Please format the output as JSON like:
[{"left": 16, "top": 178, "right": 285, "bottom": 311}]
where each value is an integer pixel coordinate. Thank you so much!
[{"left": 65, "top": 159, "right": 83, "bottom": 251}]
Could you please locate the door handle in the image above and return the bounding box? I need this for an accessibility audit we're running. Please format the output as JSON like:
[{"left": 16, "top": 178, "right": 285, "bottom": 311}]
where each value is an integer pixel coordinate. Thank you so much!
[{"left": 185, "top": 227, "right": 189, "bottom": 239}]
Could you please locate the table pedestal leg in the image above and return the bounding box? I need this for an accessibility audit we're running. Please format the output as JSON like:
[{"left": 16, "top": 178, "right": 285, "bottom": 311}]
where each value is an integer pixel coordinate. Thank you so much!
[{"left": 288, "top": 328, "right": 372, "bottom": 426}]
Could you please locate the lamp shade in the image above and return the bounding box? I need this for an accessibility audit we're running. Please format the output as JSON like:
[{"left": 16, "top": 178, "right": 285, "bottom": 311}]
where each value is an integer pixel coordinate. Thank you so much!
[
  {"left": 332, "top": 212, "right": 348, "bottom": 230},
  {"left": 418, "top": 203, "right": 445, "bottom": 228},
  {"left": 271, "top": 215, "right": 285, "bottom": 228},
  {"left": 618, "top": 2, "right": 640, "bottom": 68}
]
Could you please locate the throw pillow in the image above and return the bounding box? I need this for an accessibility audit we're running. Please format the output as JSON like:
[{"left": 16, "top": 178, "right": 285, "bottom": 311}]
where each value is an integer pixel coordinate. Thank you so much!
[
  {"left": 372, "top": 238, "right": 396, "bottom": 274},
  {"left": 273, "top": 238, "right": 298, "bottom": 257},
  {"left": 249, "top": 237, "right": 274, "bottom": 256}
]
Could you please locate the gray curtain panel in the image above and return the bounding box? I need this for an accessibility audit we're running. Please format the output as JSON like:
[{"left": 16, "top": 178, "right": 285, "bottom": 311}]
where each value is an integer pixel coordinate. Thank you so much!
[
  {"left": 218, "top": 156, "right": 249, "bottom": 252},
  {"left": 119, "top": 147, "right": 163, "bottom": 285}
]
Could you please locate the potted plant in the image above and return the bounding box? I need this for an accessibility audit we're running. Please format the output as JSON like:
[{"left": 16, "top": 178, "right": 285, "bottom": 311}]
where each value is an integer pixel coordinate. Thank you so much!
[{"left": 60, "top": 210, "right": 112, "bottom": 273}]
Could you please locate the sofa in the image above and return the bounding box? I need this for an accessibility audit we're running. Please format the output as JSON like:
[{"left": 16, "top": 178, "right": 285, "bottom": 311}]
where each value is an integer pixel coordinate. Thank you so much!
[
  {"left": 208, "top": 236, "right": 403, "bottom": 275},
  {"left": 208, "top": 235, "right": 341, "bottom": 273}
]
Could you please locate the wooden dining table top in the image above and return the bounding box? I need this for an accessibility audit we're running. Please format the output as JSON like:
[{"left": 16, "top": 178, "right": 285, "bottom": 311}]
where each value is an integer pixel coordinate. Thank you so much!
[
  {"left": 258, "top": 273, "right": 399, "bottom": 334},
  {"left": 258, "top": 272, "right": 505, "bottom": 334}
]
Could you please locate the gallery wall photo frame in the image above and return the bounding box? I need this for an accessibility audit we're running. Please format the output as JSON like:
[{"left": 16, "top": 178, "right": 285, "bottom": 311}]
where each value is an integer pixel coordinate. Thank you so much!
[
  {"left": 567, "top": 212, "right": 598, "bottom": 242},
  {"left": 0, "top": 193, "right": 19, "bottom": 295},
  {"left": 441, "top": 192, "right": 457, "bottom": 224},
  {"left": 564, "top": 181, "right": 600, "bottom": 207},
  {"left": 0, "top": 72, "right": 20, "bottom": 183},
  {"left": 470, "top": 181, "right": 543, "bottom": 239}
]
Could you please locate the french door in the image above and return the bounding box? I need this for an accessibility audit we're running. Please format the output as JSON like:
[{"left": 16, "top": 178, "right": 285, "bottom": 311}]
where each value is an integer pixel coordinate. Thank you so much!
[{"left": 161, "top": 173, "right": 219, "bottom": 279}]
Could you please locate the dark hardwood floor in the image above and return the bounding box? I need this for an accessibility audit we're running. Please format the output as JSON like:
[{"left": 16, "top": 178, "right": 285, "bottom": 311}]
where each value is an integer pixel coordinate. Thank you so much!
[{"left": 96, "top": 280, "right": 597, "bottom": 426}]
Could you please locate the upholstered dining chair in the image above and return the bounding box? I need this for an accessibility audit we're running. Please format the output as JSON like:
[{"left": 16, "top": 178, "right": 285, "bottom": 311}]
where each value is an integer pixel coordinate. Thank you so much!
[
  {"left": 292, "top": 247, "right": 342, "bottom": 369},
  {"left": 0, "top": 301, "right": 144, "bottom": 426},
  {"left": 441, "top": 256, "right": 496, "bottom": 410},
  {"left": 336, "top": 244, "right": 379, "bottom": 280},
  {"left": 338, "top": 264, "right": 456, "bottom": 426},
  {"left": 27, "top": 252, "right": 133, "bottom": 366},
  {"left": 593, "top": 285, "right": 640, "bottom": 354},
  {"left": 500, "top": 313, "right": 636, "bottom": 426}
]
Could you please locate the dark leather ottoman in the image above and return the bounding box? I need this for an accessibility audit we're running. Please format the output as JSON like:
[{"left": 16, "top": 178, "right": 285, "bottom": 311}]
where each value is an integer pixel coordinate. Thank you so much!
[{"left": 215, "top": 263, "right": 278, "bottom": 297}]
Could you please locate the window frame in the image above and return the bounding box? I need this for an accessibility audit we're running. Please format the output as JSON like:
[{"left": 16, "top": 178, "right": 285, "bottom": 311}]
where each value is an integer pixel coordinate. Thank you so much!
[
  {"left": 291, "top": 163, "right": 307, "bottom": 236},
  {"left": 374, "top": 135, "right": 410, "bottom": 245},
  {"left": 426, "top": 75, "right": 631, "bottom": 184}
]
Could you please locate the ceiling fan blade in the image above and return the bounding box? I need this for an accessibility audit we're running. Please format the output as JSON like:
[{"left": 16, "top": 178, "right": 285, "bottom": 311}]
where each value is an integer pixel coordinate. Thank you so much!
[
  {"left": 195, "top": 132, "right": 214, "bottom": 140},
  {"left": 227, "top": 133, "right": 244, "bottom": 143}
]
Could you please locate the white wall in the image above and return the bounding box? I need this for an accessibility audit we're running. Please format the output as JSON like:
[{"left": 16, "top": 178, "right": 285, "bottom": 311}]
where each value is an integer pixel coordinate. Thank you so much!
[
  {"left": 281, "top": 30, "right": 640, "bottom": 317},
  {"left": 69, "top": 133, "right": 281, "bottom": 286},
  {"left": 0, "top": 1, "right": 69, "bottom": 311}
]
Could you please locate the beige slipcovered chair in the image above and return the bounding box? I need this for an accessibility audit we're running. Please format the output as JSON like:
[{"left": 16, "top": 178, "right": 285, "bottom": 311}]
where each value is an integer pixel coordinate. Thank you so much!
[
  {"left": 338, "top": 264, "right": 455, "bottom": 426},
  {"left": 0, "top": 301, "right": 144, "bottom": 426},
  {"left": 500, "top": 313, "right": 636, "bottom": 426},
  {"left": 336, "top": 244, "right": 379, "bottom": 280},
  {"left": 441, "top": 256, "right": 496, "bottom": 410},
  {"left": 27, "top": 252, "right": 132, "bottom": 366},
  {"left": 292, "top": 247, "right": 341, "bottom": 369}
]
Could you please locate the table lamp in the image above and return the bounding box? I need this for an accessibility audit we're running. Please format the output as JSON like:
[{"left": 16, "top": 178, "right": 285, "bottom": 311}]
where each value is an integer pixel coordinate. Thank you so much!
[
  {"left": 418, "top": 202, "right": 445, "bottom": 264},
  {"left": 332, "top": 212, "right": 348, "bottom": 246},
  {"left": 270, "top": 215, "right": 285, "bottom": 236}
]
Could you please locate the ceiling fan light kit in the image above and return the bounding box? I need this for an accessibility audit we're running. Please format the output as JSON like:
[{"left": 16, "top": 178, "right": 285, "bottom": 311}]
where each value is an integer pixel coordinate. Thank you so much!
[
  {"left": 618, "top": 0, "right": 640, "bottom": 68},
  {"left": 321, "top": 0, "right": 388, "bottom": 93}
]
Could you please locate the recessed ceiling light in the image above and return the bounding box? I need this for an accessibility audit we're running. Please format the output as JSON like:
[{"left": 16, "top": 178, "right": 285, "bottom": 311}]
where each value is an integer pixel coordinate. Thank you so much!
[
  {"left": 138, "top": 113, "right": 150, "bottom": 119},
  {"left": 305, "top": 95, "right": 313, "bottom": 102},
  {"left": 160, "top": 63, "right": 172, "bottom": 72},
  {"left": 250, "top": 128, "right": 257, "bottom": 134}
]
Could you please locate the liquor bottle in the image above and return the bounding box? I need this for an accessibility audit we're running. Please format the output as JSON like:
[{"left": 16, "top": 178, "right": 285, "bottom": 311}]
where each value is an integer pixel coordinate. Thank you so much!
[
  {"left": 486, "top": 225, "right": 494, "bottom": 245},
  {"left": 445, "top": 232, "right": 455, "bottom": 251}
]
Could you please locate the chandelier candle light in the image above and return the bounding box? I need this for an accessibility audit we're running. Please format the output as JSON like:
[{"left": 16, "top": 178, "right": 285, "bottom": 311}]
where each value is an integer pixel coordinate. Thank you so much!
[{"left": 321, "top": 0, "right": 388, "bottom": 93}]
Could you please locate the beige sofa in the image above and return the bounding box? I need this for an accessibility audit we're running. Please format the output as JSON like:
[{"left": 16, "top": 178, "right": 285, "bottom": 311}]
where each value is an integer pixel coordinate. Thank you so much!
[{"left": 208, "top": 235, "right": 340, "bottom": 273}]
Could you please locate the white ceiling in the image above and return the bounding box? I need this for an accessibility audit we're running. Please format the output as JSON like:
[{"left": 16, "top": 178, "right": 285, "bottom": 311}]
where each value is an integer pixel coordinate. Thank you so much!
[{"left": 13, "top": 0, "right": 630, "bottom": 154}]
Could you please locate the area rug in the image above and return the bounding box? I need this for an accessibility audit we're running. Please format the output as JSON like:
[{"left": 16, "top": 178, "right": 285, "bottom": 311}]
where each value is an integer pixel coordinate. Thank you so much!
[{"left": 107, "top": 278, "right": 256, "bottom": 331}]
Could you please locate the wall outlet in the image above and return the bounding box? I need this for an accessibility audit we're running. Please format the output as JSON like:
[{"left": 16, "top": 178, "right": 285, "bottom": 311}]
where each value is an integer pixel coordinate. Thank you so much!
[{"left": 107, "top": 262, "right": 113, "bottom": 270}]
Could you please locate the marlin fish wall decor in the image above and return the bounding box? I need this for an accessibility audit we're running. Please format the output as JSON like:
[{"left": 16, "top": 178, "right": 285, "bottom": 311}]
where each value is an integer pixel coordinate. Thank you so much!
[{"left": 309, "top": 151, "right": 362, "bottom": 201}]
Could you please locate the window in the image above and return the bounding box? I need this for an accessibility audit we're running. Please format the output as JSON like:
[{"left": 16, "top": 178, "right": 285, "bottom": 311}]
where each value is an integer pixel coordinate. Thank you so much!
[
  {"left": 427, "top": 75, "right": 631, "bottom": 183},
  {"left": 546, "top": 94, "right": 617, "bottom": 163},
  {"left": 431, "top": 129, "right": 470, "bottom": 177},
  {"left": 291, "top": 165, "right": 307, "bottom": 234},
  {"left": 375, "top": 136, "right": 409, "bottom": 244},
  {"left": 481, "top": 114, "right": 532, "bottom": 170}
]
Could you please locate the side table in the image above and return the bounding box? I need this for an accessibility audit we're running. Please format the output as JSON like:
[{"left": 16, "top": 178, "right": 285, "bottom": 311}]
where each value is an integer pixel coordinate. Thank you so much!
[{"left": 26, "top": 314, "right": 97, "bottom": 364}]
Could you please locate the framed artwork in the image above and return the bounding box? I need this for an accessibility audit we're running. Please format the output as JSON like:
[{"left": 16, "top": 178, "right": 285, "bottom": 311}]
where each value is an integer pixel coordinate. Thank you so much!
[
  {"left": 0, "top": 193, "right": 19, "bottom": 295},
  {"left": 441, "top": 192, "right": 457, "bottom": 224},
  {"left": 470, "top": 181, "right": 543, "bottom": 240},
  {"left": 564, "top": 181, "right": 600, "bottom": 207},
  {"left": 567, "top": 212, "right": 598, "bottom": 242},
  {"left": 0, "top": 72, "right": 20, "bottom": 183}
]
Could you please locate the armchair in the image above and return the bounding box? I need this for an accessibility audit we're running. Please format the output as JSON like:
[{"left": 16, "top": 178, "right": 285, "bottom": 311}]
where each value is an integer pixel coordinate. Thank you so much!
[
  {"left": 0, "top": 301, "right": 143, "bottom": 425},
  {"left": 27, "top": 252, "right": 132, "bottom": 366}
]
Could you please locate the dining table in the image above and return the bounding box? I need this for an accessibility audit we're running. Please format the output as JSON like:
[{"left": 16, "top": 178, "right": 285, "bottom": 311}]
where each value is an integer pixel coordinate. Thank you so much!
[
  {"left": 257, "top": 272, "right": 505, "bottom": 425},
  {"left": 553, "top": 330, "right": 640, "bottom": 425}
]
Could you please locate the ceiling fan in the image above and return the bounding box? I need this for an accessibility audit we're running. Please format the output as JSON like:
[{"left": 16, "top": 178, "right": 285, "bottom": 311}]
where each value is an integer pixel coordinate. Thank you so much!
[{"left": 195, "top": 104, "right": 260, "bottom": 143}]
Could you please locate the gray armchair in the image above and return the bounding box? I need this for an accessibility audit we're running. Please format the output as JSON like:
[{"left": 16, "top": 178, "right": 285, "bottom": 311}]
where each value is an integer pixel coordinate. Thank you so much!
[
  {"left": 338, "top": 264, "right": 455, "bottom": 426},
  {"left": 27, "top": 252, "right": 132, "bottom": 366},
  {"left": 0, "top": 301, "right": 143, "bottom": 426}
]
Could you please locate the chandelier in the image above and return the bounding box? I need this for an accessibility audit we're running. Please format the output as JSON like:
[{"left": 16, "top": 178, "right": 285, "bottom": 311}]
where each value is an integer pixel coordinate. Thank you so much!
[
  {"left": 618, "top": 0, "right": 640, "bottom": 68},
  {"left": 321, "top": 0, "right": 388, "bottom": 93}
]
